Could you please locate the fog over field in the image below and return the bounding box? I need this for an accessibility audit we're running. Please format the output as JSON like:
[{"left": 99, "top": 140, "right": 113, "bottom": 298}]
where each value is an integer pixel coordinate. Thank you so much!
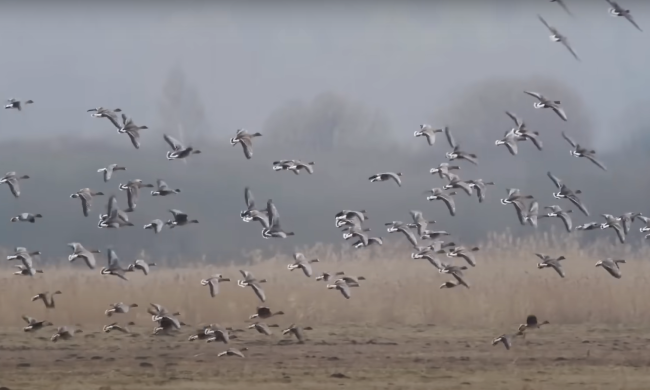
[{"left": 0, "top": 0, "right": 648, "bottom": 264}]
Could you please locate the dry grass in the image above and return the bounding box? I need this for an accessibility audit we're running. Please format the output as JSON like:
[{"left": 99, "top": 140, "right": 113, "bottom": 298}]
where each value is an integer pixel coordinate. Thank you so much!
[{"left": 1, "top": 232, "right": 649, "bottom": 329}]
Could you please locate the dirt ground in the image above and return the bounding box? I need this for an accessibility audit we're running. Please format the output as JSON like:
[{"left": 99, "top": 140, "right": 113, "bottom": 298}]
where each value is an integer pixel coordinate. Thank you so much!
[{"left": 1, "top": 324, "right": 649, "bottom": 390}]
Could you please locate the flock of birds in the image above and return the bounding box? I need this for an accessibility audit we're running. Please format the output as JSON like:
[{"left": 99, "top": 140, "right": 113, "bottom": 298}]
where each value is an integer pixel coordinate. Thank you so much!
[{"left": 2, "top": 0, "right": 646, "bottom": 356}]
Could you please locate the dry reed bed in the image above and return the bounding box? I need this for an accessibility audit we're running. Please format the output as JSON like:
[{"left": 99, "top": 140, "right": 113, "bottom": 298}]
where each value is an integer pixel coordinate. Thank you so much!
[{"left": 0, "top": 233, "right": 649, "bottom": 328}]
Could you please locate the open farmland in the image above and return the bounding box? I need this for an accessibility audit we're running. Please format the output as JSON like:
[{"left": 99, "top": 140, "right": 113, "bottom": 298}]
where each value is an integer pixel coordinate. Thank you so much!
[{"left": 1, "top": 236, "right": 650, "bottom": 389}]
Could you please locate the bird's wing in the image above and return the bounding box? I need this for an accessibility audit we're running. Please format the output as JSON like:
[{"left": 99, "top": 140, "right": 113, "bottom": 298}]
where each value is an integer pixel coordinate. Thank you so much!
[
  {"left": 441, "top": 195, "right": 456, "bottom": 216},
  {"left": 624, "top": 13, "right": 643, "bottom": 32},
  {"left": 505, "top": 111, "right": 523, "bottom": 128},
  {"left": 550, "top": 262, "right": 565, "bottom": 278},
  {"left": 444, "top": 127, "right": 456, "bottom": 148},
  {"left": 523, "top": 91, "right": 544, "bottom": 101},
  {"left": 585, "top": 155, "right": 607, "bottom": 171},
  {"left": 552, "top": 105, "right": 568, "bottom": 121},
  {"left": 538, "top": 14, "right": 553, "bottom": 32},
  {"left": 547, "top": 172, "right": 562, "bottom": 189},
  {"left": 612, "top": 224, "right": 626, "bottom": 244},
  {"left": 240, "top": 137, "right": 253, "bottom": 159},
  {"left": 561, "top": 131, "right": 577, "bottom": 148},
  {"left": 559, "top": 212, "right": 573, "bottom": 232},
  {"left": 244, "top": 187, "right": 255, "bottom": 210},
  {"left": 504, "top": 138, "right": 518, "bottom": 156},
  {"left": 251, "top": 283, "right": 266, "bottom": 302},
  {"left": 107, "top": 248, "right": 120, "bottom": 268},
  {"left": 266, "top": 200, "right": 280, "bottom": 227},
  {"left": 568, "top": 195, "right": 589, "bottom": 216},
  {"left": 7, "top": 179, "right": 20, "bottom": 198},
  {"left": 398, "top": 227, "right": 418, "bottom": 247},
  {"left": 163, "top": 134, "right": 184, "bottom": 151},
  {"left": 562, "top": 40, "right": 581, "bottom": 62}
]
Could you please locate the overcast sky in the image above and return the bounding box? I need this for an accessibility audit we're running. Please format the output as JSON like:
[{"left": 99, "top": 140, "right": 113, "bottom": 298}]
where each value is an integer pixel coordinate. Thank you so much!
[
  {"left": 0, "top": 1, "right": 647, "bottom": 262},
  {"left": 0, "top": 0, "right": 647, "bottom": 151}
]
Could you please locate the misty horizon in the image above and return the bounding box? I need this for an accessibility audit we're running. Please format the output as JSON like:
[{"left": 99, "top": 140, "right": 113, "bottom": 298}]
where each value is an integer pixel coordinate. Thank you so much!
[{"left": 0, "top": 1, "right": 648, "bottom": 265}]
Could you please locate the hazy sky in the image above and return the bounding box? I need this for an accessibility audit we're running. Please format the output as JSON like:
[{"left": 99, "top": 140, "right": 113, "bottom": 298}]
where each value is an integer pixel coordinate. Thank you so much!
[
  {"left": 0, "top": 0, "right": 647, "bottom": 150},
  {"left": 0, "top": 1, "right": 648, "bottom": 264}
]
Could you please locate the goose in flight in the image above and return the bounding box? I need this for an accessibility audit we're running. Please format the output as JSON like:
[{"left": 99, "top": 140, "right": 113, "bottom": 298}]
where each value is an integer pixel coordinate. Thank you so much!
[
  {"left": 0, "top": 172, "right": 30, "bottom": 198},
  {"left": 230, "top": 129, "right": 262, "bottom": 159},
  {"left": 241, "top": 187, "right": 260, "bottom": 220},
  {"left": 442, "top": 173, "right": 473, "bottom": 196},
  {"left": 326, "top": 279, "right": 352, "bottom": 299},
  {"left": 163, "top": 134, "right": 201, "bottom": 160},
  {"left": 536, "top": 253, "right": 566, "bottom": 278},
  {"left": 151, "top": 179, "right": 181, "bottom": 196},
  {"left": 200, "top": 274, "right": 231, "bottom": 298},
  {"left": 335, "top": 209, "right": 368, "bottom": 224},
  {"left": 261, "top": 199, "right": 294, "bottom": 238},
  {"left": 31, "top": 291, "right": 62, "bottom": 309},
  {"left": 369, "top": 172, "right": 403, "bottom": 187},
  {"left": 492, "top": 333, "right": 521, "bottom": 350},
  {"left": 425, "top": 188, "right": 457, "bottom": 216},
  {"left": 282, "top": 324, "right": 312, "bottom": 344},
  {"left": 144, "top": 219, "right": 165, "bottom": 234},
  {"left": 50, "top": 326, "right": 83, "bottom": 342},
  {"left": 70, "top": 188, "right": 104, "bottom": 217},
  {"left": 22, "top": 315, "right": 53, "bottom": 332},
  {"left": 8, "top": 247, "right": 41, "bottom": 271},
  {"left": 538, "top": 15, "right": 580, "bottom": 61},
  {"left": 105, "top": 302, "right": 138, "bottom": 317},
  {"left": 606, "top": 0, "right": 642, "bottom": 31},
  {"left": 407, "top": 210, "right": 436, "bottom": 236},
  {"left": 599, "top": 214, "right": 626, "bottom": 244},
  {"left": 439, "top": 246, "right": 480, "bottom": 267},
  {"left": 385, "top": 221, "right": 419, "bottom": 248},
  {"left": 98, "top": 195, "right": 133, "bottom": 228},
  {"left": 618, "top": 212, "right": 641, "bottom": 235},
  {"left": 237, "top": 270, "right": 267, "bottom": 302},
  {"left": 119, "top": 179, "right": 154, "bottom": 211},
  {"left": 88, "top": 107, "right": 122, "bottom": 128},
  {"left": 547, "top": 172, "right": 589, "bottom": 216},
  {"left": 467, "top": 179, "right": 495, "bottom": 203},
  {"left": 165, "top": 209, "right": 199, "bottom": 228},
  {"left": 429, "top": 162, "right": 460, "bottom": 180},
  {"left": 13, "top": 264, "right": 44, "bottom": 276},
  {"left": 100, "top": 249, "right": 129, "bottom": 281},
  {"left": 97, "top": 164, "right": 126, "bottom": 182},
  {"left": 539, "top": 205, "right": 573, "bottom": 232},
  {"left": 444, "top": 127, "right": 478, "bottom": 165},
  {"left": 126, "top": 259, "right": 156, "bottom": 275},
  {"left": 524, "top": 91, "right": 567, "bottom": 121},
  {"left": 352, "top": 236, "right": 383, "bottom": 249},
  {"left": 414, "top": 124, "right": 446, "bottom": 146},
  {"left": 248, "top": 322, "right": 277, "bottom": 336},
  {"left": 5, "top": 98, "right": 33, "bottom": 111},
  {"left": 217, "top": 348, "right": 247, "bottom": 358},
  {"left": 249, "top": 306, "right": 284, "bottom": 320},
  {"left": 10, "top": 213, "right": 42, "bottom": 223},
  {"left": 117, "top": 114, "right": 148, "bottom": 149},
  {"left": 439, "top": 264, "right": 470, "bottom": 289},
  {"left": 287, "top": 253, "right": 320, "bottom": 277},
  {"left": 517, "top": 315, "right": 550, "bottom": 338},
  {"left": 595, "top": 258, "right": 626, "bottom": 279},
  {"left": 68, "top": 243, "right": 101, "bottom": 269},
  {"left": 561, "top": 132, "right": 607, "bottom": 171}
]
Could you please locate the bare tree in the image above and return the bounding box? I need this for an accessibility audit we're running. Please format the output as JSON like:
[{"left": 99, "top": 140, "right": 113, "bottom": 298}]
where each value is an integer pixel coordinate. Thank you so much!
[
  {"left": 431, "top": 75, "right": 592, "bottom": 147},
  {"left": 263, "top": 92, "right": 392, "bottom": 152},
  {"left": 158, "top": 64, "right": 208, "bottom": 143}
]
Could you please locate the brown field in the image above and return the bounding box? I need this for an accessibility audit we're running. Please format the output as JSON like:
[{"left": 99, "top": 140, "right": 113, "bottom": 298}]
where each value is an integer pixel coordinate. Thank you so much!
[{"left": 2, "top": 233, "right": 650, "bottom": 389}]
